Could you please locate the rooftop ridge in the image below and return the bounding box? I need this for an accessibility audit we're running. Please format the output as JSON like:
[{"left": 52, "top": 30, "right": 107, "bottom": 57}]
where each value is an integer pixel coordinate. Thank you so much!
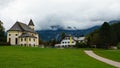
[
  {"left": 8, "top": 21, "right": 37, "bottom": 33},
  {"left": 28, "top": 19, "right": 34, "bottom": 26}
]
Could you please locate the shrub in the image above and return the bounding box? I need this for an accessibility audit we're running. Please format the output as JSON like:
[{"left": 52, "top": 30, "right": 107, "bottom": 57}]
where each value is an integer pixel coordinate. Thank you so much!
[
  {"left": 117, "top": 42, "right": 120, "bottom": 49},
  {"left": 75, "top": 41, "right": 88, "bottom": 48}
]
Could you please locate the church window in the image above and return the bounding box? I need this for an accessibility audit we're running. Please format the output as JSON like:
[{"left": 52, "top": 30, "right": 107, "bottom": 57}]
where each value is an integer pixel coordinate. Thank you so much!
[
  {"left": 29, "top": 38, "right": 31, "bottom": 41},
  {"left": 21, "top": 38, "right": 23, "bottom": 41},
  {"left": 9, "top": 38, "right": 11, "bottom": 43},
  {"left": 16, "top": 34, "right": 18, "bottom": 36},
  {"left": 34, "top": 39, "right": 35, "bottom": 41},
  {"left": 25, "top": 38, "right": 26, "bottom": 41}
]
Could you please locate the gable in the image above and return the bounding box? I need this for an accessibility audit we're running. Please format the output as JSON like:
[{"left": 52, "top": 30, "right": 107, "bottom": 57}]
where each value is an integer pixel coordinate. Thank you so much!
[
  {"left": 8, "top": 21, "right": 37, "bottom": 33},
  {"left": 8, "top": 22, "right": 23, "bottom": 31},
  {"left": 28, "top": 19, "right": 34, "bottom": 26}
]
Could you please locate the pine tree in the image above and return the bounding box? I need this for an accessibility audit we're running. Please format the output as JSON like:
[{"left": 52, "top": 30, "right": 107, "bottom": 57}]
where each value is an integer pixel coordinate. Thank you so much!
[
  {"left": 99, "top": 22, "right": 111, "bottom": 48},
  {"left": 61, "top": 32, "right": 66, "bottom": 40},
  {"left": 111, "top": 22, "right": 120, "bottom": 45},
  {"left": 0, "top": 20, "right": 6, "bottom": 44}
]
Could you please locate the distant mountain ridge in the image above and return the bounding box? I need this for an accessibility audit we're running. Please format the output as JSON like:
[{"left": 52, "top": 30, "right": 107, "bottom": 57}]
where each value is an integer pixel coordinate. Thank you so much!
[
  {"left": 36, "top": 20, "right": 120, "bottom": 41},
  {"left": 109, "top": 20, "right": 120, "bottom": 24},
  {"left": 37, "top": 26, "right": 100, "bottom": 41}
]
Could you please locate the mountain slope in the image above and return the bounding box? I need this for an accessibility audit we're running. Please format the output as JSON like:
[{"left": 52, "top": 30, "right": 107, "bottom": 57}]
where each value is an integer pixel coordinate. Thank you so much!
[
  {"left": 37, "top": 20, "right": 120, "bottom": 41},
  {"left": 37, "top": 26, "right": 100, "bottom": 41}
]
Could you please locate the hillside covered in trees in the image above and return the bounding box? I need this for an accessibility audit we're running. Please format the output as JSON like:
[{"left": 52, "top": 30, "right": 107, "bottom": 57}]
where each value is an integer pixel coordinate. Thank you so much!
[{"left": 87, "top": 22, "right": 120, "bottom": 48}]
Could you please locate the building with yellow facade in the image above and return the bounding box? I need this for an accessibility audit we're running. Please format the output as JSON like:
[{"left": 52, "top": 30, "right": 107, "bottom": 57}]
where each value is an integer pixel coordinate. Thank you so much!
[{"left": 7, "top": 19, "right": 39, "bottom": 47}]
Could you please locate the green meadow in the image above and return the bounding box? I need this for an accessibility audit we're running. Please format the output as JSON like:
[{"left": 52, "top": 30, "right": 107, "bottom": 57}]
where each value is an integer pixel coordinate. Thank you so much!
[
  {"left": 94, "top": 49, "right": 120, "bottom": 62},
  {"left": 0, "top": 46, "right": 115, "bottom": 68}
]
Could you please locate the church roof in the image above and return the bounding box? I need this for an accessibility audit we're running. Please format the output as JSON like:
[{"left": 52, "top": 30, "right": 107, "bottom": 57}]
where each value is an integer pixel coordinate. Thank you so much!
[
  {"left": 8, "top": 21, "right": 37, "bottom": 33},
  {"left": 28, "top": 19, "right": 34, "bottom": 26},
  {"left": 19, "top": 33, "right": 36, "bottom": 38}
]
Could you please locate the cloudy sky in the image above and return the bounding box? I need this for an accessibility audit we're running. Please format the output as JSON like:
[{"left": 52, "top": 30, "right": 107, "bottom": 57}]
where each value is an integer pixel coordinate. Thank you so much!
[{"left": 0, "top": 0, "right": 120, "bottom": 30}]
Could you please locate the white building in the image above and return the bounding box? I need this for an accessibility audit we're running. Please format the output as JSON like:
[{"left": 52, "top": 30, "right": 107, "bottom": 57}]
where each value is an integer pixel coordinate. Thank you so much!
[{"left": 55, "top": 35, "right": 85, "bottom": 47}]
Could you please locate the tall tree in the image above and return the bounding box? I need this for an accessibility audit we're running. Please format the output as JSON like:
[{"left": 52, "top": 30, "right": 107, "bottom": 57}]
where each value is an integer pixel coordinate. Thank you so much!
[
  {"left": 99, "top": 22, "right": 111, "bottom": 48},
  {"left": 0, "top": 20, "right": 6, "bottom": 44},
  {"left": 61, "top": 32, "right": 66, "bottom": 40},
  {"left": 86, "top": 29, "right": 100, "bottom": 47},
  {"left": 0, "top": 20, "right": 4, "bottom": 31},
  {"left": 87, "top": 22, "right": 120, "bottom": 48},
  {"left": 111, "top": 22, "right": 120, "bottom": 45}
]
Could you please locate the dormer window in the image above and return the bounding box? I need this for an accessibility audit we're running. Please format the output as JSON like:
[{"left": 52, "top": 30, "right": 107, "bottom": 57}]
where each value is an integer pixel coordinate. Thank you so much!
[{"left": 16, "top": 34, "right": 18, "bottom": 36}]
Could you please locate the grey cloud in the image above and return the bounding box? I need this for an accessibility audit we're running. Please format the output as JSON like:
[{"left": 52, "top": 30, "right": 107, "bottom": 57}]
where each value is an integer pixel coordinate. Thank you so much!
[
  {"left": 0, "top": 0, "right": 14, "bottom": 9},
  {"left": 1, "top": 0, "right": 120, "bottom": 30},
  {"left": 37, "top": 15, "right": 64, "bottom": 30}
]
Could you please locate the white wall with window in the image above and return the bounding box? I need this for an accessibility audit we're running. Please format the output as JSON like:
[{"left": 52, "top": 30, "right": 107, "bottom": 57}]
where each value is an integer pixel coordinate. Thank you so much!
[
  {"left": 19, "top": 37, "right": 36, "bottom": 47},
  {"left": 55, "top": 36, "right": 85, "bottom": 47},
  {"left": 7, "top": 31, "right": 22, "bottom": 45}
]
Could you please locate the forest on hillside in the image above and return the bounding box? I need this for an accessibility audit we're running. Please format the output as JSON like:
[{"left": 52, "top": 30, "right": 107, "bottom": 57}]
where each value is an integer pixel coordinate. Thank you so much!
[{"left": 87, "top": 22, "right": 120, "bottom": 48}]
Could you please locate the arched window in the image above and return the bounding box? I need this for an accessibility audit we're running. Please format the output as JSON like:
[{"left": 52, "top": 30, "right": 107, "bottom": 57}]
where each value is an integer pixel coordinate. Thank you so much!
[
  {"left": 29, "top": 44, "right": 31, "bottom": 46},
  {"left": 34, "top": 39, "right": 35, "bottom": 41},
  {"left": 9, "top": 38, "right": 11, "bottom": 43},
  {"left": 21, "top": 38, "right": 23, "bottom": 41},
  {"left": 29, "top": 38, "right": 31, "bottom": 41},
  {"left": 15, "top": 38, "right": 18, "bottom": 45}
]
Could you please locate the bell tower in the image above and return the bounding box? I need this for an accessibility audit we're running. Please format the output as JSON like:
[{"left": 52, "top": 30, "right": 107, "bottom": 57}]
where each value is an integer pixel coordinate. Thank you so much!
[{"left": 28, "top": 19, "right": 34, "bottom": 30}]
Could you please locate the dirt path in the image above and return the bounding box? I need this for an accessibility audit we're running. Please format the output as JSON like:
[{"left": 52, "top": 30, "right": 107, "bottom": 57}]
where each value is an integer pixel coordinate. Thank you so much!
[{"left": 85, "top": 50, "right": 120, "bottom": 68}]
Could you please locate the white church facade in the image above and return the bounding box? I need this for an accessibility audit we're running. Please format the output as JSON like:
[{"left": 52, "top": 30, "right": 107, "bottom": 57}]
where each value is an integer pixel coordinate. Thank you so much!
[{"left": 7, "top": 19, "right": 39, "bottom": 47}]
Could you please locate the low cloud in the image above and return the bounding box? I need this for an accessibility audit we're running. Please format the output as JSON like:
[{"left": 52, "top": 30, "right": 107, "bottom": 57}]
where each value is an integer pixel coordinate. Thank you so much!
[
  {"left": 0, "top": 0, "right": 15, "bottom": 9},
  {"left": 0, "top": 0, "right": 120, "bottom": 30}
]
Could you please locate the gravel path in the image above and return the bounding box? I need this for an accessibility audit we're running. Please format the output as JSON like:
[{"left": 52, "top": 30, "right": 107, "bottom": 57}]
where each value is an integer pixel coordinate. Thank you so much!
[{"left": 85, "top": 50, "right": 120, "bottom": 68}]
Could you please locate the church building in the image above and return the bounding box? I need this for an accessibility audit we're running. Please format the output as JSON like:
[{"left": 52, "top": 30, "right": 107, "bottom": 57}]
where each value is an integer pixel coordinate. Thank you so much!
[{"left": 7, "top": 19, "right": 39, "bottom": 47}]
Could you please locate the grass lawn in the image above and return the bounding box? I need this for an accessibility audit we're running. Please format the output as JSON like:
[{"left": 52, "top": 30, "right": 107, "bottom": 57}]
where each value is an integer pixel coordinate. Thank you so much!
[
  {"left": 0, "top": 46, "right": 115, "bottom": 68},
  {"left": 94, "top": 49, "right": 120, "bottom": 62}
]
